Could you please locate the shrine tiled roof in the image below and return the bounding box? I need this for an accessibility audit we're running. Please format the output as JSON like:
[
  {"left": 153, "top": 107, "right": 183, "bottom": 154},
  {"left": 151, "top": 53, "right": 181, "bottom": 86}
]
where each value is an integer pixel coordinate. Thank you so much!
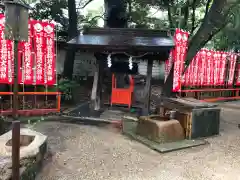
[{"left": 67, "top": 28, "right": 175, "bottom": 53}]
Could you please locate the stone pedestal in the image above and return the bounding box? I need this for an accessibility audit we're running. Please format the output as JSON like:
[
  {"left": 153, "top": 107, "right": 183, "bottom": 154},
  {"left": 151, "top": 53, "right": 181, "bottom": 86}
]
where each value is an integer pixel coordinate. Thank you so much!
[
  {"left": 136, "top": 119, "right": 185, "bottom": 143},
  {"left": 157, "top": 98, "right": 220, "bottom": 139},
  {"left": 0, "top": 128, "right": 47, "bottom": 180}
]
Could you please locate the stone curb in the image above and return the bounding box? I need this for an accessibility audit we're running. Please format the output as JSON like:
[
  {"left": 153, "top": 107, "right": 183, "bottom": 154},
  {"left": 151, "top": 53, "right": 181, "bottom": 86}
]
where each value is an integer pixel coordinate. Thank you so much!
[
  {"left": 57, "top": 115, "right": 122, "bottom": 126},
  {"left": 8, "top": 115, "right": 122, "bottom": 128}
]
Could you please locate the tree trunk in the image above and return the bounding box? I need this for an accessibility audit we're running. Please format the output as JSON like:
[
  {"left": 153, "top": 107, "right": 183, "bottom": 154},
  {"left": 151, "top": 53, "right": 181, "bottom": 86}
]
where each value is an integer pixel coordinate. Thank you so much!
[
  {"left": 104, "top": 0, "right": 128, "bottom": 89},
  {"left": 191, "top": 0, "right": 197, "bottom": 34},
  {"left": 63, "top": 0, "right": 78, "bottom": 79},
  {"left": 105, "top": 0, "right": 128, "bottom": 28},
  {"left": 142, "top": 59, "right": 153, "bottom": 115},
  {"left": 181, "top": 0, "right": 190, "bottom": 29},
  {"left": 184, "top": 0, "right": 240, "bottom": 71}
]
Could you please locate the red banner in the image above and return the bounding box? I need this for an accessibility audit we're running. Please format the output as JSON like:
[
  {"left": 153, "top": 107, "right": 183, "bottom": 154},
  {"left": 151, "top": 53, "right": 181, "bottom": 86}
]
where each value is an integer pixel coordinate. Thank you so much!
[
  {"left": 236, "top": 64, "right": 240, "bottom": 86},
  {"left": 196, "top": 52, "right": 201, "bottom": 86},
  {"left": 193, "top": 53, "right": 199, "bottom": 86},
  {"left": 32, "top": 20, "right": 45, "bottom": 85},
  {"left": 216, "top": 52, "right": 222, "bottom": 85},
  {"left": 172, "top": 29, "right": 189, "bottom": 92},
  {"left": 21, "top": 23, "right": 34, "bottom": 84},
  {"left": 189, "top": 57, "right": 195, "bottom": 86},
  {"left": 219, "top": 52, "right": 227, "bottom": 85},
  {"left": 0, "top": 14, "right": 57, "bottom": 85},
  {"left": 206, "top": 50, "right": 212, "bottom": 85},
  {"left": 172, "top": 29, "right": 181, "bottom": 91},
  {"left": 43, "top": 22, "right": 56, "bottom": 85},
  {"left": 199, "top": 49, "right": 206, "bottom": 86},
  {"left": 213, "top": 52, "right": 218, "bottom": 85},
  {"left": 0, "top": 15, "right": 8, "bottom": 84},
  {"left": 210, "top": 50, "right": 214, "bottom": 85},
  {"left": 167, "top": 28, "right": 240, "bottom": 89},
  {"left": 227, "top": 53, "right": 237, "bottom": 86}
]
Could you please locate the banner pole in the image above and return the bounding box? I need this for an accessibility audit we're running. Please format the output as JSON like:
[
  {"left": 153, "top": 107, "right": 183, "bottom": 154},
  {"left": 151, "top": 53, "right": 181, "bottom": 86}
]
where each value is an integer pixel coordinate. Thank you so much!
[{"left": 13, "top": 40, "right": 19, "bottom": 120}]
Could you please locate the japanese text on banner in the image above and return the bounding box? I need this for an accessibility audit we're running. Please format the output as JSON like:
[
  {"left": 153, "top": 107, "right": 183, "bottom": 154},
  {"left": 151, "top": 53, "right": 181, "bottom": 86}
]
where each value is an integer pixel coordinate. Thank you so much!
[
  {"left": 172, "top": 29, "right": 189, "bottom": 92},
  {"left": 32, "top": 20, "right": 45, "bottom": 85},
  {"left": 0, "top": 15, "right": 8, "bottom": 84},
  {"left": 227, "top": 53, "right": 237, "bottom": 86},
  {"left": 43, "top": 22, "right": 56, "bottom": 85},
  {"left": 21, "top": 23, "right": 34, "bottom": 85}
]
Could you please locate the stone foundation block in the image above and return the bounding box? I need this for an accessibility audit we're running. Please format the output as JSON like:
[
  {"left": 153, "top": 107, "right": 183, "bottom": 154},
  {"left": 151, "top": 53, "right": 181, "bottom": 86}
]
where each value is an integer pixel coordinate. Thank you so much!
[{"left": 136, "top": 119, "right": 185, "bottom": 143}]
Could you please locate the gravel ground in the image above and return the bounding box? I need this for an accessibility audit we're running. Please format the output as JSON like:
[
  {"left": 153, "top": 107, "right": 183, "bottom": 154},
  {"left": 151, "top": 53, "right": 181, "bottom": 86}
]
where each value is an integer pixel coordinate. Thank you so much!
[{"left": 35, "top": 108, "right": 240, "bottom": 180}]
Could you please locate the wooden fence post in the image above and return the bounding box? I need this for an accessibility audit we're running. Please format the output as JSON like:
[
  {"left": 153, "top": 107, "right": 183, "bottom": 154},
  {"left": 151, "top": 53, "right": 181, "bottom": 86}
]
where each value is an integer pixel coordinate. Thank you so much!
[{"left": 12, "top": 121, "right": 20, "bottom": 180}]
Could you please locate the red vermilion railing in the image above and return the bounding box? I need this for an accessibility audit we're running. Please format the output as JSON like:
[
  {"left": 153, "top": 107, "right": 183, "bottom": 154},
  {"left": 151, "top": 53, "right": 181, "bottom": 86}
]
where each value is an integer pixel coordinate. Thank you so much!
[{"left": 0, "top": 91, "right": 61, "bottom": 116}]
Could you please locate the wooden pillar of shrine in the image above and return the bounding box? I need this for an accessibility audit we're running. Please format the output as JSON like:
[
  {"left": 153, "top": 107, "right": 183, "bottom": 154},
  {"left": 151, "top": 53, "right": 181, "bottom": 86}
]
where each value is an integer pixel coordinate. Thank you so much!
[
  {"left": 142, "top": 59, "right": 153, "bottom": 115},
  {"left": 90, "top": 53, "right": 104, "bottom": 112}
]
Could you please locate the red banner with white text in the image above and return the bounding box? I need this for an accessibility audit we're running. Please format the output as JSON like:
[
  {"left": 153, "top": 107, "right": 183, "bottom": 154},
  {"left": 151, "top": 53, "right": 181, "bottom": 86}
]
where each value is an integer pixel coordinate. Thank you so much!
[
  {"left": 0, "top": 14, "right": 57, "bottom": 85},
  {"left": 164, "top": 29, "right": 240, "bottom": 91},
  {"left": 32, "top": 20, "right": 45, "bottom": 85},
  {"left": 219, "top": 52, "right": 227, "bottom": 85},
  {"left": 20, "top": 23, "right": 34, "bottom": 84},
  {"left": 43, "top": 22, "right": 56, "bottom": 85},
  {"left": 227, "top": 53, "right": 237, "bottom": 86},
  {"left": 0, "top": 15, "right": 8, "bottom": 84},
  {"left": 172, "top": 29, "right": 189, "bottom": 92},
  {"left": 236, "top": 64, "right": 240, "bottom": 86}
]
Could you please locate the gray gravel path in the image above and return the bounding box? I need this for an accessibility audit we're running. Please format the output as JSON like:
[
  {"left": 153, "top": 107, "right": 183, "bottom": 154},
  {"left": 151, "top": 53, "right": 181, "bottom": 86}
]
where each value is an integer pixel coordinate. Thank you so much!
[{"left": 35, "top": 108, "right": 240, "bottom": 180}]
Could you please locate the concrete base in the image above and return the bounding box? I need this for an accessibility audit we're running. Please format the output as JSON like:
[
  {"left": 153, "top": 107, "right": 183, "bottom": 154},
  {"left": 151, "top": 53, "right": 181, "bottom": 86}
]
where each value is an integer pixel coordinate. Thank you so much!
[{"left": 136, "top": 119, "right": 185, "bottom": 143}]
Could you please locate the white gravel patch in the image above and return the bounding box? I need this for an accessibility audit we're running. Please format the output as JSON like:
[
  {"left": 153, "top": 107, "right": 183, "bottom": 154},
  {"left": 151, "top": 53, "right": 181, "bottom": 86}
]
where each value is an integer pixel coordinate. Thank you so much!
[{"left": 35, "top": 108, "right": 240, "bottom": 180}]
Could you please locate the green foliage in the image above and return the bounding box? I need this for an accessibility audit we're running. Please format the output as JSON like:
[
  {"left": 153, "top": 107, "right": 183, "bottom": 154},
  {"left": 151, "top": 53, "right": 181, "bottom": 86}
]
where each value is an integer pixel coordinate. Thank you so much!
[
  {"left": 133, "top": 0, "right": 240, "bottom": 51},
  {"left": 58, "top": 78, "right": 80, "bottom": 91},
  {"left": 57, "top": 78, "right": 81, "bottom": 101},
  {"left": 78, "top": 9, "right": 102, "bottom": 28},
  {"left": 211, "top": 4, "right": 240, "bottom": 51},
  {"left": 133, "top": 0, "right": 207, "bottom": 31},
  {"left": 127, "top": 0, "right": 213, "bottom": 34},
  {"left": 30, "top": 0, "right": 68, "bottom": 30},
  {"left": 36, "top": 78, "right": 80, "bottom": 101},
  {"left": 129, "top": 1, "right": 151, "bottom": 28},
  {"left": 29, "top": 0, "right": 100, "bottom": 40}
]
